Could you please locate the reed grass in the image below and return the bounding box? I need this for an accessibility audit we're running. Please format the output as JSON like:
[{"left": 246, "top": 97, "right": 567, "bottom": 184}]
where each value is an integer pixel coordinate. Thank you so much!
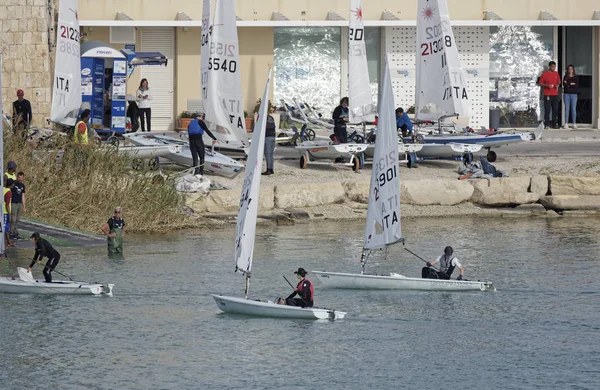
[{"left": 4, "top": 130, "right": 197, "bottom": 234}]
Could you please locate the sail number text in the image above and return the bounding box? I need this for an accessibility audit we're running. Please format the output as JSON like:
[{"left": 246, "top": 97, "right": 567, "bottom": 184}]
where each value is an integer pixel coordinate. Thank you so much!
[
  {"left": 349, "top": 28, "right": 364, "bottom": 41},
  {"left": 59, "top": 25, "right": 80, "bottom": 42},
  {"left": 208, "top": 42, "right": 238, "bottom": 73},
  {"left": 421, "top": 23, "right": 452, "bottom": 57}
]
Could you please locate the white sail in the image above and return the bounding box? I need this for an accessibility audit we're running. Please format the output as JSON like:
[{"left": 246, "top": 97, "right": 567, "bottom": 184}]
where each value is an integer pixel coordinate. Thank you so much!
[
  {"left": 0, "top": 53, "right": 4, "bottom": 254},
  {"left": 363, "top": 57, "right": 402, "bottom": 251},
  {"left": 415, "top": 0, "right": 469, "bottom": 122},
  {"left": 234, "top": 68, "right": 272, "bottom": 275},
  {"left": 204, "top": 0, "right": 249, "bottom": 147},
  {"left": 348, "top": 0, "right": 375, "bottom": 124},
  {"left": 50, "top": 0, "right": 81, "bottom": 126},
  {"left": 200, "top": 0, "right": 211, "bottom": 109}
]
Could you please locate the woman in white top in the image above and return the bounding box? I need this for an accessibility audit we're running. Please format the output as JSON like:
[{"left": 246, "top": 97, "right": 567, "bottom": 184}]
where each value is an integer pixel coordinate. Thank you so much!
[{"left": 136, "top": 78, "right": 152, "bottom": 132}]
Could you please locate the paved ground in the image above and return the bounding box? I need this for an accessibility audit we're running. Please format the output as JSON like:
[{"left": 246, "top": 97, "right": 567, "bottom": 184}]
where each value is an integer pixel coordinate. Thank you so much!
[{"left": 9, "top": 219, "right": 106, "bottom": 250}]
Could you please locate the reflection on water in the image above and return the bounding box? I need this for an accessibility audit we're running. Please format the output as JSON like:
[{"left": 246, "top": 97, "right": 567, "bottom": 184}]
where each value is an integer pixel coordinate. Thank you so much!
[{"left": 1, "top": 217, "right": 599, "bottom": 389}]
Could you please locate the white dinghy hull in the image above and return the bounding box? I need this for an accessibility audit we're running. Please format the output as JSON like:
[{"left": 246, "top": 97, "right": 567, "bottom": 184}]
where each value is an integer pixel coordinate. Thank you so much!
[
  {"left": 312, "top": 271, "right": 494, "bottom": 292},
  {"left": 417, "top": 143, "right": 483, "bottom": 159},
  {"left": 212, "top": 295, "right": 346, "bottom": 320},
  {"left": 0, "top": 268, "right": 114, "bottom": 295}
]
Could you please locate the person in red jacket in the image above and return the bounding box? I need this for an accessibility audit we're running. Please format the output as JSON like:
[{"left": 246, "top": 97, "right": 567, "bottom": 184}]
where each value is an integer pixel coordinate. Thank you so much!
[
  {"left": 285, "top": 268, "right": 314, "bottom": 307},
  {"left": 538, "top": 61, "right": 561, "bottom": 129}
]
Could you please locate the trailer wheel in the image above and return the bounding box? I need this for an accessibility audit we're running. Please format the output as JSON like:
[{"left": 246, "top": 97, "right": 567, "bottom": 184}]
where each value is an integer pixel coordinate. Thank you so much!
[
  {"left": 132, "top": 158, "right": 143, "bottom": 170},
  {"left": 107, "top": 136, "right": 120, "bottom": 146},
  {"left": 463, "top": 152, "right": 473, "bottom": 164},
  {"left": 149, "top": 156, "right": 160, "bottom": 170},
  {"left": 415, "top": 134, "right": 425, "bottom": 144},
  {"left": 407, "top": 152, "right": 417, "bottom": 168},
  {"left": 486, "top": 150, "right": 497, "bottom": 163},
  {"left": 350, "top": 134, "right": 365, "bottom": 144},
  {"left": 352, "top": 157, "right": 360, "bottom": 171},
  {"left": 300, "top": 155, "right": 308, "bottom": 169},
  {"left": 305, "top": 128, "right": 316, "bottom": 141}
]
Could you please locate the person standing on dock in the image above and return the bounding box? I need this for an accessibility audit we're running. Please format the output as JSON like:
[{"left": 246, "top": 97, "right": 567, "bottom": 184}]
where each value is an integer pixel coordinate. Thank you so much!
[
  {"left": 286, "top": 268, "right": 314, "bottom": 307},
  {"left": 539, "top": 61, "right": 561, "bottom": 129},
  {"left": 424, "top": 246, "right": 465, "bottom": 280},
  {"left": 101, "top": 206, "right": 126, "bottom": 258},
  {"left": 28, "top": 232, "right": 61, "bottom": 283}
]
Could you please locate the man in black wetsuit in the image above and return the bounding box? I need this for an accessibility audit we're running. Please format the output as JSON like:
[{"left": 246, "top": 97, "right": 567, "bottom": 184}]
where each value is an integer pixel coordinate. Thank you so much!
[
  {"left": 188, "top": 113, "right": 218, "bottom": 178},
  {"left": 286, "top": 268, "right": 314, "bottom": 307},
  {"left": 332, "top": 97, "right": 349, "bottom": 143},
  {"left": 28, "top": 232, "right": 61, "bottom": 283}
]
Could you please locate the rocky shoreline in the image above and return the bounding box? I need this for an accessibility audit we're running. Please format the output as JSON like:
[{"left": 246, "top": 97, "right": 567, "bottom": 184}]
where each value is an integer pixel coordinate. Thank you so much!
[{"left": 186, "top": 175, "right": 600, "bottom": 225}]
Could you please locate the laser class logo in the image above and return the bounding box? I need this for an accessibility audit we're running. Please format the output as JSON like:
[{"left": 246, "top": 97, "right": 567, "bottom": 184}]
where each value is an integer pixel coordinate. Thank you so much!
[
  {"left": 421, "top": 0, "right": 436, "bottom": 21},
  {"left": 351, "top": 6, "right": 363, "bottom": 21}
]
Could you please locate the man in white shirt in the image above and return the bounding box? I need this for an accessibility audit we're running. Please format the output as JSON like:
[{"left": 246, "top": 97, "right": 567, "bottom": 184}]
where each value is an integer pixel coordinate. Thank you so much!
[{"left": 424, "top": 246, "right": 465, "bottom": 280}]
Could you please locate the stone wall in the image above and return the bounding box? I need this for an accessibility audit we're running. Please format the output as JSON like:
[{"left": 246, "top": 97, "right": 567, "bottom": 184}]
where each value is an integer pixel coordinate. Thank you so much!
[
  {"left": 186, "top": 175, "right": 600, "bottom": 221},
  {"left": 1, "top": 0, "right": 54, "bottom": 127}
]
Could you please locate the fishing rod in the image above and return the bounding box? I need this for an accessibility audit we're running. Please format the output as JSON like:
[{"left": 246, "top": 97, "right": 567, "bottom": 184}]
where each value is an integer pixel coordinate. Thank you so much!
[{"left": 283, "top": 275, "right": 308, "bottom": 306}]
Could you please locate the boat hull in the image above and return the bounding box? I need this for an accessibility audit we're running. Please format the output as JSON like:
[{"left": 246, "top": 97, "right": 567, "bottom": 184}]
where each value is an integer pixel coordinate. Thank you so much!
[
  {"left": 364, "top": 143, "right": 424, "bottom": 158},
  {"left": 423, "top": 132, "right": 533, "bottom": 148},
  {"left": 110, "top": 145, "right": 179, "bottom": 159},
  {"left": 312, "top": 271, "right": 494, "bottom": 292},
  {"left": 212, "top": 294, "right": 346, "bottom": 320},
  {"left": 296, "top": 142, "right": 368, "bottom": 160},
  {"left": 417, "top": 143, "right": 483, "bottom": 158},
  {"left": 0, "top": 277, "right": 114, "bottom": 295},
  {"left": 124, "top": 133, "right": 244, "bottom": 178}
]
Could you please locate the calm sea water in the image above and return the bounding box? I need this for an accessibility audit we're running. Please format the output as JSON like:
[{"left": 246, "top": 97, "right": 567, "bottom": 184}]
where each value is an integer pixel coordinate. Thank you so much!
[{"left": 1, "top": 217, "right": 599, "bottom": 390}]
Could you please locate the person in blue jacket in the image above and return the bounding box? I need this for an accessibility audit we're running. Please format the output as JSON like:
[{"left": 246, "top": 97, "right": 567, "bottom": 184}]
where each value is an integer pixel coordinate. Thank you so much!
[
  {"left": 188, "top": 113, "right": 217, "bottom": 178},
  {"left": 395, "top": 107, "right": 413, "bottom": 137}
]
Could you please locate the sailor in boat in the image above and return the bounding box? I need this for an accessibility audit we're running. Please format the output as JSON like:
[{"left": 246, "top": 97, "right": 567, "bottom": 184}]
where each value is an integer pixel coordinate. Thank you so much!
[
  {"left": 28, "top": 232, "right": 61, "bottom": 283},
  {"left": 188, "top": 113, "right": 217, "bottom": 179},
  {"left": 423, "top": 246, "right": 465, "bottom": 280},
  {"left": 332, "top": 97, "right": 349, "bottom": 143},
  {"left": 285, "top": 268, "right": 314, "bottom": 307},
  {"left": 101, "top": 206, "right": 126, "bottom": 258},
  {"left": 395, "top": 107, "right": 413, "bottom": 138}
]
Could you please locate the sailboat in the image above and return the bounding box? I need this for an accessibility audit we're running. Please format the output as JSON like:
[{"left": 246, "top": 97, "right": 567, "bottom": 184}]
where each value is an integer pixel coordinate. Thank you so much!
[
  {"left": 312, "top": 58, "right": 494, "bottom": 292},
  {"left": 212, "top": 70, "right": 346, "bottom": 319},
  {"left": 201, "top": 0, "right": 249, "bottom": 159},
  {"left": 413, "top": 0, "right": 542, "bottom": 162}
]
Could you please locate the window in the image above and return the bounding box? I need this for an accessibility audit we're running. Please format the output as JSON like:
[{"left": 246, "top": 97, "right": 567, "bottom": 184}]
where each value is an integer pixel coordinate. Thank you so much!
[
  {"left": 274, "top": 27, "right": 341, "bottom": 116},
  {"left": 489, "top": 26, "right": 554, "bottom": 127}
]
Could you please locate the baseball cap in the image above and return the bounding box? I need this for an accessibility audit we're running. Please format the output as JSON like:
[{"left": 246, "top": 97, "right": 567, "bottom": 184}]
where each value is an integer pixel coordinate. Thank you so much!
[{"left": 7, "top": 161, "right": 16, "bottom": 169}]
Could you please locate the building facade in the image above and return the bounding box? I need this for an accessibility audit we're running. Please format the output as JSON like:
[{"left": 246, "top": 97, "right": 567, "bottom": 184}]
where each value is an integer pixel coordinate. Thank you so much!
[{"left": 2, "top": 0, "right": 600, "bottom": 129}]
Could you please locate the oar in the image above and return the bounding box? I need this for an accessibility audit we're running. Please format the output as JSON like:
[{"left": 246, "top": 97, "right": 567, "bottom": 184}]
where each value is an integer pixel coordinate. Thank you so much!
[
  {"left": 403, "top": 248, "right": 442, "bottom": 273},
  {"left": 30, "top": 259, "right": 75, "bottom": 281},
  {"left": 283, "top": 275, "right": 308, "bottom": 306}
]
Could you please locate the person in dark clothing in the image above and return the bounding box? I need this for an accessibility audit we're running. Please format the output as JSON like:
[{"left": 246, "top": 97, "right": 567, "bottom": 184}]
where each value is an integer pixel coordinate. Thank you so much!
[
  {"left": 101, "top": 206, "right": 126, "bottom": 258},
  {"left": 12, "top": 89, "right": 32, "bottom": 134},
  {"left": 332, "top": 97, "right": 349, "bottom": 143},
  {"left": 188, "top": 113, "right": 217, "bottom": 177},
  {"left": 262, "top": 114, "right": 276, "bottom": 175},
  {"left": 286, "top": 267, "right": 314, "bottom": 307},
  {"left": 28, "top": 232, "right": 61, "bottom": 283},
  {"left": 538, "top": 61, "right": 561, "bottom": 129},
  {"left": 126, "top": 100, "right": 140, "bottom": 133},
  {"left": 563, "top": 64, "right": 579, "bottom": 129},
  {"left": 10, "top": 171, "right": 26, "bottom": 240},
  {"left": 422, "top": 246, "right": 465, "bottom": 280}
]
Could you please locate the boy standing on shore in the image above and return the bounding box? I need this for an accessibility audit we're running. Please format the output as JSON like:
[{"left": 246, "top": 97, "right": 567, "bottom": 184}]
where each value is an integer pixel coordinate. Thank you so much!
[{"left": 10, "top": 172, "right": 26, "bottom": 240}]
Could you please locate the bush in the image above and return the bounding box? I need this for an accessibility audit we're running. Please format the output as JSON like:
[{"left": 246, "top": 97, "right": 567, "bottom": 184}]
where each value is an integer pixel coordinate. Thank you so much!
[{"left": 4, "top": 130, "right": 196, "bottom": 234}]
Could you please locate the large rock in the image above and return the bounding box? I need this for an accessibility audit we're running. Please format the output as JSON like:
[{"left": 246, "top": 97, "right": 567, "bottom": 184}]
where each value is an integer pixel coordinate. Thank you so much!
[
  {"left": 186, "top": 187, "right": 275, "bottom": 213},
  {"left": 400, "top": 179, "right": 474, "bottom": 206},
  {"left": 470, "top": 177, "right": 538, "bottom": 206},
  {"left": 530, "top": 175, "right": 549, "bottom": 196},
  {"left": 274, "top": 183, "right": 346, "bottom": 209},
  {"left": 539, "top": 195, "right": 600, "bottom": 211},
  {"left": 549, "top": 176, "right": 600, "bottom": 196},
  {"left": 343, "top": 180, "right": 370, "bottom": 203}
]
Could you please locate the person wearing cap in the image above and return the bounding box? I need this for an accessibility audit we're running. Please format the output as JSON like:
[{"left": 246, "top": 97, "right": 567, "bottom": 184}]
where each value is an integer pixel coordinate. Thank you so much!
[
  {"left": 73, "top": 109, "right": 91, "bottom": 146},
  {"left": 3, "top": 178, "right": 15, "bottom": 247},
  {"left": 423, "top": 246, "right": 465, "bottom": 280},
  {"left": 4, "top": 160, "right": 17, "bottom": 182},
  {"left": 28, "top": 232, "right": 61, "bottom": 283},
  {"left": 285, "top": 268, "right": 314, "bottom": 307},
  {"left": 12, "top": 89, "right": 32, "bottom": 133},
  {"left": 101, "top": 206, "right": 127, "bottom": 257},
  {"left": 188, "top": 113, "right": 217, "bottom": 178}
]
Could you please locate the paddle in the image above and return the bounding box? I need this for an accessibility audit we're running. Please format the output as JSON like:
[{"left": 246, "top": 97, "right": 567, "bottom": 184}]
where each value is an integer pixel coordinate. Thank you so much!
[
  {"left": 283, "top": 275, "right": 308, "bottom": 307},
  {"left": 30, "top": 259, "right": 75, "bottom": 282}
]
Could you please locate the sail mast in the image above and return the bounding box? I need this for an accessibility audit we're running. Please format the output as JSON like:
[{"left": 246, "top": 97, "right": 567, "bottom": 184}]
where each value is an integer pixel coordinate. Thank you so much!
[
  {"left": 348, "top": 0, "right": 375, "bottom": 125},
  {"left": 361, "top": 56, "right": 402, "bottom": 273},
  {"left": 234, "top": 68, "right": 272, "bottom": 298},
  {"left": 50, "top": 0, "right": 81, "bottom": 127}
]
